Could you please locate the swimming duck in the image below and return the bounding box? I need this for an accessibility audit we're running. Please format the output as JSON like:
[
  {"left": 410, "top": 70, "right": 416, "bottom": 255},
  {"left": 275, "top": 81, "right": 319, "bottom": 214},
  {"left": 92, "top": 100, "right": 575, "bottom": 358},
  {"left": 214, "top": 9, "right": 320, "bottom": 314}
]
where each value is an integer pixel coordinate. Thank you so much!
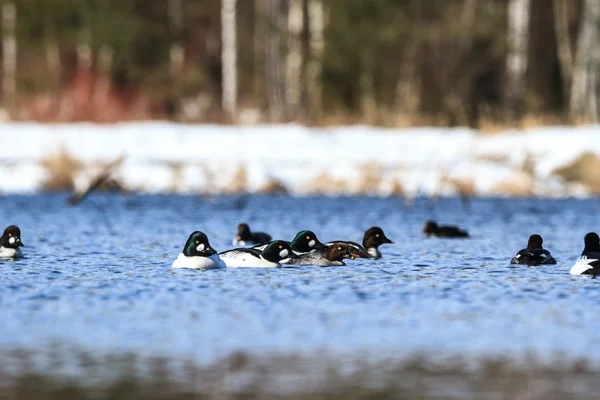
[
  {"left": 325, "top": 226, "right": 393, "bottom": 259},
  {"left": 570, "top": 232, "right": 600, "bottom": 276},
  {"left": 219, "top": 240, "right": 295, "bottom": 268},
  {"left": 233, "top": 223, "right": 272, "bottom": 246},
  {"left": 510, "top": 234, "right": 556, "bottom": 265},
  {"left": 0, "top": 225, "right": 24, "bottom": 259},
  {"left": 423, "top": 220, "right": 469, "bottom": 238},
  {"left": 172, "top": 231, "right": 226, "bottom": 269},
  {"left": 284, "top": 243, "right": 356, "bottom": 266},
  {"left": 253, "top": 230, "right": 324, "bottom": 254}
]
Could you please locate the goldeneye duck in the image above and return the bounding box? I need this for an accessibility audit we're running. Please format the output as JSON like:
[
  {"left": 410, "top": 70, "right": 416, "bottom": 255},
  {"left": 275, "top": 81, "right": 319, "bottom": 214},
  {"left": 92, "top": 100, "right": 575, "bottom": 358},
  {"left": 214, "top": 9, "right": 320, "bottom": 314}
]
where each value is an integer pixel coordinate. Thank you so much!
[
  {"left": 325, "top": 226, "right": 393, "bottom": 259},
  {"left": 510, "top": 234, "right": 556, "bottom": 266},
  {"left": 0, "top": 225, "right": 24, "bottom": 259},
  {"left": 570, "top": 232, "right": 600, "bottom": 276},
  {"left": 233, "top": 223, "right": 272, "bottom": 246},
  {"left": 423, "top": 220, "right": 469, "bottom": 238},
  {"left": 219, "top": 240, "right": 295, "bottom": 268},
  {"left": 172, "top": 231, "right": 226, "bottom": 269},
  {"left": 253, "top": 230, "right": 324, "bottom": 254},
  {"left": 284, "top": 243, "right": 355, "bottom": 266}
]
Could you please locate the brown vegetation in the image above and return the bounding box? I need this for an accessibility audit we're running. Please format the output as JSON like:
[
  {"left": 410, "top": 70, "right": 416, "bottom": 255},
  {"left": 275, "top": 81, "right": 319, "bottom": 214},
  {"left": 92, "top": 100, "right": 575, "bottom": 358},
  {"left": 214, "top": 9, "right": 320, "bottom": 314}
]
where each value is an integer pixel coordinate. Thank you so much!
[
  {"left": 553, "top": 152, "right": 600, "bottom": 194},
  {"left": 0, "top": 351, "right": 599, "bottom": 400},
  {"left": 39, "top": 147, "right": 83, "bottom": 191}
]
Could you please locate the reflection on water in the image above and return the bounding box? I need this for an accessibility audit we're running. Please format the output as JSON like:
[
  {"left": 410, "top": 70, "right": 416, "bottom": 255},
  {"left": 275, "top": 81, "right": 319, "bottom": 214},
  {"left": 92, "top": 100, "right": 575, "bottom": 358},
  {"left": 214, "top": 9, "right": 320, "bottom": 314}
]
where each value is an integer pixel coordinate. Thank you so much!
[{"left": 1, "top": 194, "right": 600, "bottom": 387}]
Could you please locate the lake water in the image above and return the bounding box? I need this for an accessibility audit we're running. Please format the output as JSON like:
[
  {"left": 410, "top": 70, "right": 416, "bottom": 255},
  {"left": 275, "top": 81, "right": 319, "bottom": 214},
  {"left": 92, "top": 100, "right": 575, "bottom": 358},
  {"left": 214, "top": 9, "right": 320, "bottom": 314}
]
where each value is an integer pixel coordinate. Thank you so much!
[{"left": 1, "top": 194, "right": 600, "bottom": 376}]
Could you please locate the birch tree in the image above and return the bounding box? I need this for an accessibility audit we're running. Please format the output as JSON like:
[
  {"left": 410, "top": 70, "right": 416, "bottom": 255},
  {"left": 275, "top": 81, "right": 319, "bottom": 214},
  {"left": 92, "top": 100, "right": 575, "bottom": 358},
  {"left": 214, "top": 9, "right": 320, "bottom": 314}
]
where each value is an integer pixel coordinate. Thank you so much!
[
  {"left": 505, "top": 0, "right": 531, "bottom": 122},
  {"left": 2, "top": 2, "right": 17, "bottom": 117},
  {"left": 264, "top": 0, "right": 285, "bottom": 121},
  {"left": 306, "top": 0, "right": 324, "bottom": 121},
  {"left": 553, "top": 0, "right": 574, "bottom": 102},
  {"left": 286, "top": 0, "right": 303, "bottom": 118},
  {"left": 569, "top": 0, "right": 600, "bottom": 122},
  {"left": 221, "top": 0, "right": 238, "bottom": 119}
]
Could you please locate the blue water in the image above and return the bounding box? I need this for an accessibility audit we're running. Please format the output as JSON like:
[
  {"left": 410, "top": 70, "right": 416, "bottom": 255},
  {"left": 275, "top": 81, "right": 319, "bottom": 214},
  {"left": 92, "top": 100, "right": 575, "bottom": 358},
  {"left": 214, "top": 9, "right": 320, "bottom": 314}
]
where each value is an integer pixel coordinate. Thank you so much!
[{"left": 1, "top": 194, "right": 600, "bottom": 368}]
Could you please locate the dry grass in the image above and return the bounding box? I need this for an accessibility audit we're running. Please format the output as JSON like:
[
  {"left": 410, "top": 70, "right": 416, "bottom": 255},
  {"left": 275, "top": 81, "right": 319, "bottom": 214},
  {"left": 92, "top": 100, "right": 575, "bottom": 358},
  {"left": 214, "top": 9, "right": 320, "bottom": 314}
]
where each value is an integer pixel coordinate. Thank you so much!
[
  {"left": 0, "top": 351, "right": 599, "bottom": 400},
  {"left": 302, "top": 172, "right": 348, "bottom": 195},
  {"left": 355, "top": 162, "right": 384, "bottom": 194},
  {"left": 258, "top": 178, "right": 289, "bottom": 195},
  {"left": 224, "top": 164, "right": 248, "bottom": 194},
  {"left": 39, "top": 147, "right": 83, "bottom": 191},
  {"left": 553, "top": 152, "right": 600, "bottom": 194}
]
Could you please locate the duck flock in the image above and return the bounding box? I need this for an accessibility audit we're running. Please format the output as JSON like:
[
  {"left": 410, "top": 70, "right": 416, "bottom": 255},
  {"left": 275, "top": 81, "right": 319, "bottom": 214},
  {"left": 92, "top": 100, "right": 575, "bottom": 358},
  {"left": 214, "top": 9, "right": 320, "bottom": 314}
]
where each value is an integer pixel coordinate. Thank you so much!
[{"left": 1, "top": 222, "right": 599, "bottom": 276}]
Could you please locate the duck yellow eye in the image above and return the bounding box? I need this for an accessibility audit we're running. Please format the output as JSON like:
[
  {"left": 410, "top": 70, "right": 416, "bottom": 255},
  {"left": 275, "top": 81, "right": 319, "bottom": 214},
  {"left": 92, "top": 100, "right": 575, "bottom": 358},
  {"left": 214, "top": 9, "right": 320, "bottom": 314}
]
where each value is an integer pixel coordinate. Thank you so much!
[
  {"left": 376, "top": 234, "right": 380, "bottom": 237},
  {"left": 279, "top": 245, "right": 283, "bottom": 249},
  {"left": 8, "top": 233, "right": 12, "bottom": 237},
  {"left": 306, "top": 236, "right": 310, "bottom": 240},
  {"left": 195, "top": 240, "right": 199, "bottom": 244},
  {"left": 337, "top": 247, "right": 342, "bottom": 251}
]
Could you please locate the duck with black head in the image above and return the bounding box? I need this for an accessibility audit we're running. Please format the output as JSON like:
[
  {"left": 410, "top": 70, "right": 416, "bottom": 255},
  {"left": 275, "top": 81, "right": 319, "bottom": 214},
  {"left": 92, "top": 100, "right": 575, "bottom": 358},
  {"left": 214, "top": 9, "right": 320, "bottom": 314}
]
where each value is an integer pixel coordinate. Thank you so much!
[
  {"left": 253, "top": 230, "right": 324, "bottom": 255},
  {"left": 510, "top": 234, "right": 556, "bottom": 266},
  {"left": 172, "top": 231, "right": 226, "bottom": 269},
  {"left": 233, "top": 223, "right": 272, "bottom": 246},
  {"left": 423, "top": 220, "right": 469, "bottom": 238},
  {"left": 0, "top": 225, "right": 24, "bottom": 259},
  {"left": 325, "top": 226, "right": 394, "bottom": 259},
  {"left": 220, "top": 240, "right": 295, "bottom": 268},
  {"left": 284, "top": 243, "right": 356, "bottom": 266},
  {"left": 570, "top": 232, "right": 600, "bottom": 276}
]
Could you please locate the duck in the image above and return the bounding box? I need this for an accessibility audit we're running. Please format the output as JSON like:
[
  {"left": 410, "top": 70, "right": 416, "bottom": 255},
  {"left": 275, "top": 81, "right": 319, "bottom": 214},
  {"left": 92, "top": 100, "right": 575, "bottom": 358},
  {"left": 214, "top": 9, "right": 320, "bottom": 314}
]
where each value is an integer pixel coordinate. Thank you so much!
[
  {"left": 172, "top": 231, "right": 226, "bottom": 269},
  {"left": 570, "top": 232, "right": 600, "bottom": 276},
  {"left": 325, "top": 226, "right": 393, "bottom": 259},
  {"left": 0, "top": 225, "right": 24, "bottom": 259},
  {"left": 219, "top": 240, "right": 295, "bottom": 268},
  {"left": 284, "top": 243, "right": 356, "bottom": 266},
  {"left": 253, "top": 230, "right": 324, "bottom": 254},
  {"left": 423, "top": 220, "right": 469, "bottom": 238},
  {"left": 232, "top": 223, "right": 272, "bottom": 246},
  {"left": 510, "top": 234, "right": 556, "bottom": 266}
]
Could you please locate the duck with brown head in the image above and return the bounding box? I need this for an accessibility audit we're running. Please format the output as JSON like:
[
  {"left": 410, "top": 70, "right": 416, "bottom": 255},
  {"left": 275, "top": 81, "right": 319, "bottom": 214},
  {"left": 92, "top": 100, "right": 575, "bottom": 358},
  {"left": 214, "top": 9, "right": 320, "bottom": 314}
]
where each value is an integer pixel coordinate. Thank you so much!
[
  {"left": 510, "top": 234, "right": 556, "bottom": 266},
  {"left": 284, "top": 243, "right": 357, "bottom": 266},
  {"left": 325, "top": 226, "right": 394, "bottom": 260}
]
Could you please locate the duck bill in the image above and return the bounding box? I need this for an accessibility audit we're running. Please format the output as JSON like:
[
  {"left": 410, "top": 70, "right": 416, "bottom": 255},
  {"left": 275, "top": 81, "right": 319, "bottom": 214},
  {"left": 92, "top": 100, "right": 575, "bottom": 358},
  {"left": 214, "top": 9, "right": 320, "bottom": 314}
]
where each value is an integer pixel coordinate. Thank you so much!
[
  {"left": 383, "top": 236, "right": 394, "bottom": 244},
  {"left": 313, "top": 239, "right": 325, "bottom": 249}
]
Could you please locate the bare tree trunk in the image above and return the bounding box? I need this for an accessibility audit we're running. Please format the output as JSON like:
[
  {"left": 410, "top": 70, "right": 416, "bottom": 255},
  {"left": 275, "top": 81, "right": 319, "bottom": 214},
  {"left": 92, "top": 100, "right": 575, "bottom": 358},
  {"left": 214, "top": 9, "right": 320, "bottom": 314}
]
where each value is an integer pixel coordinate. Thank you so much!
[
  {"left": 2, "top": 2, "right": 17, "bottom": 118},
  {"left": 168, "top": 0, "right": 185, "bottom": 80},
  {"left": 395, "top": 1, "right": 422, "bottom": 116},
  {"left": 265, "top": 0, "right": 285, "bottom": 121},
  {"left": 306, "top": 0, "right": 323, "bottom": 122},
  {"left": 360, "top": 58, "right": 376, "bottom": 124},
  {"left": 254, "top": 0, "right": 267, "bottom": 113},
  {"left": 505, "top": 0, "right": 531, "bottom": 122},
  {"left": 459, "top": 0, "right": 477, "bottom": 50},
  {"left": 553, "top": 0, "right": 573, "bottom": 103},
  {"left": 221, "top": 0, "right": 238, "bottom": 120},
  {"left": 569, "top": 0, "right": 600, "bottom": 122},
  {"left": 286, "top": 0, "right": 303, "bottom": 120}
]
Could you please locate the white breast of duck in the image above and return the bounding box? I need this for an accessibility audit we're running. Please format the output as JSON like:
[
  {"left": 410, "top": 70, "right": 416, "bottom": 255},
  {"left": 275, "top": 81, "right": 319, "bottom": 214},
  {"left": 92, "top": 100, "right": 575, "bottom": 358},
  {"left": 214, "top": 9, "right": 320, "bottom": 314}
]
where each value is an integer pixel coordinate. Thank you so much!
[
  {"left": 172, "top": 231, "right": 225, "bottom": 270},
  {"left": 220, "top": 240, "right": 294, "bottom": 268},
  {"left": 0, "top": 246, "right": 23, "bottom": 259},
  {"left": 172, "top": 253, "right": 225, "bottom": 269}
]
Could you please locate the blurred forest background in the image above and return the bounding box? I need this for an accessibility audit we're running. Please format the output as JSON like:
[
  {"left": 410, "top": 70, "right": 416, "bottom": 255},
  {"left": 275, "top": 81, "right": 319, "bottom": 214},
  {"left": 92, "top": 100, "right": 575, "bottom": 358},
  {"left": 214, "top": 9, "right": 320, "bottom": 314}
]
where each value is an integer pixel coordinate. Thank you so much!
[{"left": 0, "top": 0, "right": 599, "bottom": 127}]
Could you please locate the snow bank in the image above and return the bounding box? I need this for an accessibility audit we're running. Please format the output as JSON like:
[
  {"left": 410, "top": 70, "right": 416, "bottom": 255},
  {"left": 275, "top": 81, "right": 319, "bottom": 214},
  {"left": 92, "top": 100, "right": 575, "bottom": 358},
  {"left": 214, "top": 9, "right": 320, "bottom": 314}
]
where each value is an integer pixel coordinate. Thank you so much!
[{"left": 1, "top": 122, "right": 599, "bottom": 196}]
